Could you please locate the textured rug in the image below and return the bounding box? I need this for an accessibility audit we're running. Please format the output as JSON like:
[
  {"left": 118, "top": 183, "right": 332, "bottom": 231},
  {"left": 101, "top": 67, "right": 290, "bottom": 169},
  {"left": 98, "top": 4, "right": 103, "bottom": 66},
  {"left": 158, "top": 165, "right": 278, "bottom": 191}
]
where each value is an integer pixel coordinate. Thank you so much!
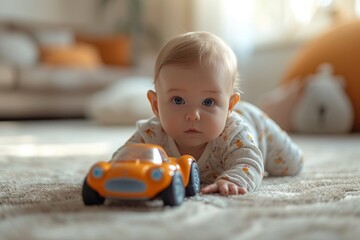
[{"left": 1, "top": 127, "right": 360, "bottom": 240}]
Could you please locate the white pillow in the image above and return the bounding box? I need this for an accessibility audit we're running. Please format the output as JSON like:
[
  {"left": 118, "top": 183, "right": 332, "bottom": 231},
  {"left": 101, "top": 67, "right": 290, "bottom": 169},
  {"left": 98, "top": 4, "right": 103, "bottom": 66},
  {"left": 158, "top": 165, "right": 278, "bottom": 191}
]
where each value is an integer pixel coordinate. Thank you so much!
[
  {"left": 0, "top": 31, "right": 38, "bottom": 66},
  {"left": 33, "top": 28, "right": 74, "bottom": 46},
  {"left": 86, "top": 77, "right": 155, "bottom": 125}
]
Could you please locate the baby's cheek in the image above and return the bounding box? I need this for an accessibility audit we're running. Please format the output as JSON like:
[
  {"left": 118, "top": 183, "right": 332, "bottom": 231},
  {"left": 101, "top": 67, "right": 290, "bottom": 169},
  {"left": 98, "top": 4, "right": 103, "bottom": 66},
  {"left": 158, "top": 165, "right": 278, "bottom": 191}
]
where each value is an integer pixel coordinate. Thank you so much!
[
  {"left": 160, "top": 114, "right": 182, "bottom": 136},
  {"left": 159, "top": 107, "right": 179, "bottom": 123},
  {"left": 209, "top": 116, "right": 227, "bottom": 138}
]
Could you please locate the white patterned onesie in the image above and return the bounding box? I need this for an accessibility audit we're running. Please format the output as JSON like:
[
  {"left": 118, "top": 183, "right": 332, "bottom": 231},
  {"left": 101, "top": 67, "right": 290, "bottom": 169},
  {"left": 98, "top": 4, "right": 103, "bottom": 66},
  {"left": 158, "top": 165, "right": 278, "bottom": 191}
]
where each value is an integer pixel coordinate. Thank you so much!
[{"left": 113, "top": 101, "right": 303, "bottom": 192}]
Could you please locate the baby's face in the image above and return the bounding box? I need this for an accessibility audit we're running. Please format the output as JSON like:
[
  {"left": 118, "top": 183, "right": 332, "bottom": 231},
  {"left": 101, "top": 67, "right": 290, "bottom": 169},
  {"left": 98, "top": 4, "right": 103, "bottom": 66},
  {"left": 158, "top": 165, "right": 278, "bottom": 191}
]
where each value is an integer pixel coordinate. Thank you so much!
[{"left": 153, "top": 63, "right": 236, "bottom": 150}]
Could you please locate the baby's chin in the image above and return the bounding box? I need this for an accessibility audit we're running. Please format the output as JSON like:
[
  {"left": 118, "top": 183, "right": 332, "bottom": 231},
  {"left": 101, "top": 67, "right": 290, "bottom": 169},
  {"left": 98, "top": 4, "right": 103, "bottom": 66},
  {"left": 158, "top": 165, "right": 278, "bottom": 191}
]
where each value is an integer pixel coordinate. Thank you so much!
[{"left": 173, "top": 135, "right": 215, "bottom": 148}]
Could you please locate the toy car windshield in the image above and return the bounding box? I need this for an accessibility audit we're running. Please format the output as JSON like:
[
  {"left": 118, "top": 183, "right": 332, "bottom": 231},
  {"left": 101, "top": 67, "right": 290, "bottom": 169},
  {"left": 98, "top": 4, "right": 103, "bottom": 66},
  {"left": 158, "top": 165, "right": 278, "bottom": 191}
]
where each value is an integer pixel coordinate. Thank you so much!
[{"left": 112, "top": 144, "right": 168, "bottom": 164}]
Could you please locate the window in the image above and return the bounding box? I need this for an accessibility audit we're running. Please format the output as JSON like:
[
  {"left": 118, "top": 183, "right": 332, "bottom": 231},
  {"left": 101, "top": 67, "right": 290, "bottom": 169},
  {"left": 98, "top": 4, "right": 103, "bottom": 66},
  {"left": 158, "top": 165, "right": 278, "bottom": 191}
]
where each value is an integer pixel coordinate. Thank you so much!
[{"left": 194, "top": 0, "right": 360, "bottom": 53}]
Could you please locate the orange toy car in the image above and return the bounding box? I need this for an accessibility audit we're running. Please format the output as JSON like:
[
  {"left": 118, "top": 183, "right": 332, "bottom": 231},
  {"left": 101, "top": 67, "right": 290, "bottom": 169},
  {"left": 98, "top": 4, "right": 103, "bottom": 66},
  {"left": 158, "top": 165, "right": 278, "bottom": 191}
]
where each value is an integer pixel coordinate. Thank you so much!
[{"left": 82, "top": 143, "right": 200, "bottom": 206}]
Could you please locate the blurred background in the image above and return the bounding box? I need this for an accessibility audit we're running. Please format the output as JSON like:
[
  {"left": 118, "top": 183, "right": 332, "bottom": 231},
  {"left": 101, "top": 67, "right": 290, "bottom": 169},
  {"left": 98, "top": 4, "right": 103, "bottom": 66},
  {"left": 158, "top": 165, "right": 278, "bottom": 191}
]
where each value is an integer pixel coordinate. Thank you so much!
[{"left": 0, "top": 0, "right": 359, "bottom": 125}]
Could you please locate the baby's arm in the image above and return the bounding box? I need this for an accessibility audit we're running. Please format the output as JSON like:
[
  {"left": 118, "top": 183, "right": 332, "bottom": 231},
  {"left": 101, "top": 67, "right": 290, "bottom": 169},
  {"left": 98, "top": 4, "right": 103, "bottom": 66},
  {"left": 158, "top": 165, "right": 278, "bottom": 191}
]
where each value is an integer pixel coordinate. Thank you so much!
[
  {"left": 126, "top": 131, "right": 146, "bottom": 144},
  {"left": 203, "top": 129, "right": 264, "bottom": 195},
  {"left": 111, "top": 131, "right": 145, "bottom": 159}
]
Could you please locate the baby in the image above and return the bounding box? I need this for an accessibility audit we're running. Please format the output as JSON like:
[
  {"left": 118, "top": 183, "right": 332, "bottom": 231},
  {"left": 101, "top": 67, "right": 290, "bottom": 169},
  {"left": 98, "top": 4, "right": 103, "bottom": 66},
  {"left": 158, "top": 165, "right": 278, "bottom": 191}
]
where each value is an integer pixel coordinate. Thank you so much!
[{"left": 113, "top": 31, "right": 303, "bottom": 196}]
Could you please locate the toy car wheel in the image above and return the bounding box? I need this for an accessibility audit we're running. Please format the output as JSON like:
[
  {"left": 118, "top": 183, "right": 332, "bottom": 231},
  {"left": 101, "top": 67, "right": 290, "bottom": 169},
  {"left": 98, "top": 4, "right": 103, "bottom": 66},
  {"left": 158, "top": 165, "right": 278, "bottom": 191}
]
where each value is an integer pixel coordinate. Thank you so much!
[
  {"left": 186, "top": 161, "right": 200, "bottom": 196},
  {"left": 162, "top": 171, "right": 185, "bottom": 206},
  {"left": 82, "top": 178, "right": 105, "bottom": 206}
]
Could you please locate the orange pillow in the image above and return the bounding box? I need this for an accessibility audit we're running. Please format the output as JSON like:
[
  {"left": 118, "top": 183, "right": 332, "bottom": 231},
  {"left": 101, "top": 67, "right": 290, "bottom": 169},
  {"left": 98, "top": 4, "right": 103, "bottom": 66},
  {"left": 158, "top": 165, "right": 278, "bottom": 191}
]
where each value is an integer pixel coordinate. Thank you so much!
[
  {"left": 282, "top": 20, "right": 360, "bottom": 131},
  {"left": 40, "top": 43, "right": 102, "bottom": 68},
  {"left": 76, "top": 34, "right": 133, "bottom": 67}
]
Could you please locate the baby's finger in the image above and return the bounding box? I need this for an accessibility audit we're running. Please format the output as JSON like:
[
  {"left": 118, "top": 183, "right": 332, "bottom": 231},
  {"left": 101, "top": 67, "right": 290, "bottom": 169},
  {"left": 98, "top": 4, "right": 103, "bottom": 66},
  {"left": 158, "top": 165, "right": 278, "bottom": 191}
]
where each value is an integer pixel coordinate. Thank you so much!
[
  {"left": 237, "top": 187, "right": 248, "bottom": 195},
  {"left": 228, "top": 184, "right": 239, "bottom": 195},
  {"left": 219, "top": 184, "right": 229, "bottom": 196},
  {"left": 201, "top": 184, "right": 218, "bottom": 194}
]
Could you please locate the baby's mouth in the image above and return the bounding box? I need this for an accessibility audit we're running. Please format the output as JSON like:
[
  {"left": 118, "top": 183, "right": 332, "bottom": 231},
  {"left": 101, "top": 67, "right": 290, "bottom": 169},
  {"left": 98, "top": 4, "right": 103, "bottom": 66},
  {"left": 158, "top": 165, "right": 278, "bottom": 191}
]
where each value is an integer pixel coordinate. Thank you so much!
[{"left": 185, "top": 128, "right": 200, "bottom": 133}]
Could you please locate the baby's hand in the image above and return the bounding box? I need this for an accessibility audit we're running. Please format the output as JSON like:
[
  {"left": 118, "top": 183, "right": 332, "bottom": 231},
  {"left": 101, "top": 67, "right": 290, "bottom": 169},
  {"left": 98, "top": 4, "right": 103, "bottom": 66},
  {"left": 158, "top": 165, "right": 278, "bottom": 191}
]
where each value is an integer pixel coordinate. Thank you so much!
[{"left": 201, "top": 179, "right": 247, "bottom": 196}]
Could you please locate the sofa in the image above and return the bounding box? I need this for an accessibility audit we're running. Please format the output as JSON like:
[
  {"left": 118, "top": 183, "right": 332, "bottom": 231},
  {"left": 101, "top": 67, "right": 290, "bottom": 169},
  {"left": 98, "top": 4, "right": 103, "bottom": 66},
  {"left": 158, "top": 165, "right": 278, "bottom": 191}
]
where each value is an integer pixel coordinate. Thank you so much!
[{"left": 0, "top": 21, "right": 151, "bottom": 120}]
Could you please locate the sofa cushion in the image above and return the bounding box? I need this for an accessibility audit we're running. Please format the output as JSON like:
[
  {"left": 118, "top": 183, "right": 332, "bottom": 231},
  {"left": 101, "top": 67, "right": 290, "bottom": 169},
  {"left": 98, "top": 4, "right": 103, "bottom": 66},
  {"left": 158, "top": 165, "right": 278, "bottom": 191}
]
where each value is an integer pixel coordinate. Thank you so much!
[
  {"left": 76, "top": 34, "right": 133, "bottom": 67},
  {"left": 39, "top": 43, "right": 102, "bottom": 68}
]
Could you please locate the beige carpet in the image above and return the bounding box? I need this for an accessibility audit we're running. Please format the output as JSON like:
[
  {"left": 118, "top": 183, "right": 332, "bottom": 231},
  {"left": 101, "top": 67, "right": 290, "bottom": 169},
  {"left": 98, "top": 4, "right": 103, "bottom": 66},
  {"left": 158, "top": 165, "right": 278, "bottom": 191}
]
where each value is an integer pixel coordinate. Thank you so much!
[{"left": 1, "top": 121, "right": 360, "bottom": 240}]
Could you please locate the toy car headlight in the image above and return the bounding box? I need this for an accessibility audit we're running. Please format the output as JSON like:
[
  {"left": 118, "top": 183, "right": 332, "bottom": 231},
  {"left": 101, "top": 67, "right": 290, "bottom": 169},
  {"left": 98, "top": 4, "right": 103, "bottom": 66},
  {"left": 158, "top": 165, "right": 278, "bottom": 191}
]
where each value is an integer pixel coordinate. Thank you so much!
[
  {"left": 92, "top": 167, "right": 104, "bottom": 178},
  {"left": 150, "top": 168, "right": 163, "bottom": 181}
]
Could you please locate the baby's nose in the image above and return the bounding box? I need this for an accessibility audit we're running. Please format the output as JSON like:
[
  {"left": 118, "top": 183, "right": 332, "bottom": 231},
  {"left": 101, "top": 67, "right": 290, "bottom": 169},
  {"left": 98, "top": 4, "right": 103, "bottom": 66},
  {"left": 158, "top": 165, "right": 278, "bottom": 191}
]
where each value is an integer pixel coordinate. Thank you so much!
[{"left": 185, "top": 110, "right": 200, "bottom": 121}]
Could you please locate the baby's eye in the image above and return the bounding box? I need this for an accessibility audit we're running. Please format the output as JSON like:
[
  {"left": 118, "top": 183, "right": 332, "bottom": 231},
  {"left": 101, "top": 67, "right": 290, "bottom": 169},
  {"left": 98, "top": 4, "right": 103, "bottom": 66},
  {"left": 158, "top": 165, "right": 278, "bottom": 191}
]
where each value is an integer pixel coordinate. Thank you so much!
[
  {"left": 172, "top": 96, "right": 185, "bottom": 105},
  {"left": 202, "top": 98, "right": 215, "bottom": 106}
]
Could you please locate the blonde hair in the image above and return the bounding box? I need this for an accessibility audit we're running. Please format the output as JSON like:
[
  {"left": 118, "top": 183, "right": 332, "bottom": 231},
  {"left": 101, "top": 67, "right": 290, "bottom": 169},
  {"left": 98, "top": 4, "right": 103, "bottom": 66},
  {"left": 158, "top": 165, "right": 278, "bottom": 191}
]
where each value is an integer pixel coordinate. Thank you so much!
[{"left": 154, "top": 31, "right": 240, "bottom": 92}]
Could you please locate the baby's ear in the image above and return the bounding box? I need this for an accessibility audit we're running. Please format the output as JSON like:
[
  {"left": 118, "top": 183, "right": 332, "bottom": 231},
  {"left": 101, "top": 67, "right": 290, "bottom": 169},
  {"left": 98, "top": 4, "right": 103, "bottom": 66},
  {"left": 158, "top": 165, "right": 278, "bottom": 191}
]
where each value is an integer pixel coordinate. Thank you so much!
[
  {"left": 228, "top": 92, "right": 240, "bottom": 114},
  {"left": 147, "top": 90, "right": 160, "bottom": 117}
]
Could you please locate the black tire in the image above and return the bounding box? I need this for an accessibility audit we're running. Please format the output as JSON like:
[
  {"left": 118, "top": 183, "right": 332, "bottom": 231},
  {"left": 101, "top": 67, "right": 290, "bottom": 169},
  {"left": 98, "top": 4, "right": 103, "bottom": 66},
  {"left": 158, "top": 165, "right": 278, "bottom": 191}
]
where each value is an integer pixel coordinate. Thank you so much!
[
  {"left": 186, "top": 162, "right": 200, "bottom": 196},
  {"left": 82, "top": 178, "right": 105, "bottom": 206},
  {"left": 162, "top": 172, "right": 185, "bottom": 206}
]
